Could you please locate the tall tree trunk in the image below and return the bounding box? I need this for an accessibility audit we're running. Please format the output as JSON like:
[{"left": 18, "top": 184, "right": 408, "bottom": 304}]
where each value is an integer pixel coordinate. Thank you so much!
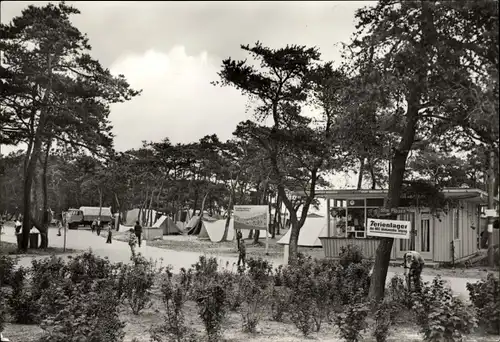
[
  {"left": 147, "top": 187, "right": 154, "bottom": 226},
  {"left": 272, "top": 192, "right": 281, "bottom": 238},
  {"left": 368, "top": 158, "right": 377, "bottom": 190},
  {"left": 357, "top": 157, "right": 365, "bottom": 190},
  {"left": 98, "top": 188, "right": 103, "bottom": 221},
  {"left": 369, "top": 98, "right": 421, "bottom": 300},
  {"left": 114, "top": 192, "right": 121, "bottom": 231},
  {"left": 39, "top": 139, "right": 51, "bottom": 249},
  {"left": 221, "top": 172, "right": 240, "bottom": 242}
]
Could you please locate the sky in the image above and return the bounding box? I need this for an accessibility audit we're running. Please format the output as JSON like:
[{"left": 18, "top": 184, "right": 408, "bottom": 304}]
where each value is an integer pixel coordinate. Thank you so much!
[{"left": 1, "top": 1, "right": 376, "bottom": 194}]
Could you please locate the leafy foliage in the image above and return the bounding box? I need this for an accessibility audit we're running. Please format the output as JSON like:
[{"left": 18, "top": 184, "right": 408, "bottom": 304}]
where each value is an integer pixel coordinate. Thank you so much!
[
  {"left": 37, "top": 279, "right": 125, "bottom": 342},
  {"left": 413, "top": 277, "right": 478, "bottom": 342},
  {"left": 467, "top": 274, "right": 500, "bottom": 334},
  {"left": 120, "top": 254, "right": 158, "bottom": 315},
  {"left": 0, "top": 255, "right": 17, "bottom": 287}
]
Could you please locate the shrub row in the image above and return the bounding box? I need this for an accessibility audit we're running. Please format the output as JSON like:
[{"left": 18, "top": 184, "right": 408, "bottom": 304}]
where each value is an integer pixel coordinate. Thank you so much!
[{"left": 0, "top": 245, "right": 499, "bottom": 342}]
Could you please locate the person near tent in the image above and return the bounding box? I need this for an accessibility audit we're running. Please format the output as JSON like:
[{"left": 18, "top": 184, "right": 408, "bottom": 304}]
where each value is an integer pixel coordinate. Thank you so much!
[
  {"left": 134, "top": 220, "right": 143, "bottom": 247},
  {"left": 403, "top": 251, "right": 425, "bottom": 291},
  {"left": 128, "top": 228, "right": 138, "bottom": 258},
  {"left": 106, "top": 222, "right": 113, "bottom": 244},
  {"left": 237, "top": 238, "right": 246, "bottom": 267}
]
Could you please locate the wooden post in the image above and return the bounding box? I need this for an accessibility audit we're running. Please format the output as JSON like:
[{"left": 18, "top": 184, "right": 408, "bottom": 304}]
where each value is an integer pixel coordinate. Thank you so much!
[{"left": 327, "top": 198, "right": 331, "bottom": 237}]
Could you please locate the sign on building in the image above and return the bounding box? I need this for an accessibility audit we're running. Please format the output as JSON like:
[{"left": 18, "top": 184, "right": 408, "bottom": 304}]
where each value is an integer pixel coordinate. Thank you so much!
[
  {"left": 232, "top": 205, "right": 269, "bottom": 231},
  {"left": 366, "top": 218, "right": 411, "bottom": 239}
]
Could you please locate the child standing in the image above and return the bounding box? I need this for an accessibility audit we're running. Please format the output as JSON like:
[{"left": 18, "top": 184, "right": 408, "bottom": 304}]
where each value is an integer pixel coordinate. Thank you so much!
[
  {"left": 128, "top": 228, "right": 138, "bottom": 258},
  {"left": 106, "top": 223, "right": 113, "bottom": 244}
]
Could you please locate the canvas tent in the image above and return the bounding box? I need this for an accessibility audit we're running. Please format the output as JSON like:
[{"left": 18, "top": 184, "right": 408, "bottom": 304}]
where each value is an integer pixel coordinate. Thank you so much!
[
  {"left": 153, "top": 215, "right": 184, "bottom": 235},
  {"left": 277, "top": 217, "right": 329, "bottom": 247},
  {"left": 202, "top": 219, "right": 235, "bottom": 242},
  {"left": 123, "top": 208, "right": 158, "bottom": 226}
]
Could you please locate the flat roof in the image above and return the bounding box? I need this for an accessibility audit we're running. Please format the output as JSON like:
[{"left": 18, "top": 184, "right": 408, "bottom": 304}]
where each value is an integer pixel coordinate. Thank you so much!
[{"left": 296, "top": 188, "right": 493, "bottom": 205}]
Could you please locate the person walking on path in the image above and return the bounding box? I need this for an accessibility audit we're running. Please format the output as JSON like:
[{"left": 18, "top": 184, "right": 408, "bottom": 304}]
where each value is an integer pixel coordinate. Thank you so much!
[
  {"left": 128, "top": 228, "right": 138, "bottom": 258},
  {"left": 57, "top": 220, "right": 63, "bottom": 236},
  {"left": 134, "top": 221, "right": 143, "bottom": 248},
  {"left": 237, "top": 238, "right": 246, "bottom": 268},
  {"left": 91, "top": 219, "right": 97, "bottom": 233},
  {"left": 106, "top": 223, "right": 113, "bottom": 244}
]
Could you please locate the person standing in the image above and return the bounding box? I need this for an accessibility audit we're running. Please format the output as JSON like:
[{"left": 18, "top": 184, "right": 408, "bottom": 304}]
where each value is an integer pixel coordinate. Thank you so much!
[
  {"left": 14, "top": 219, "right": 22, "bottom": 235},
  {"left": 134, "top": 220, "right": 143, "bottom": 248},
  {"left": 237, "top": 238, "right": 246, "bottom": 268},
  {"left": 57, "top": 220, "right": 62, "bottom": 236},
  {"left": 128, "top": 228, "right": 138, "bottom": 258},
  {"left": 91, "top": 219, "right": 97, "bottom": 233},
  {"left": 106, "top": 223, "right": 113, "bottom": 244}
]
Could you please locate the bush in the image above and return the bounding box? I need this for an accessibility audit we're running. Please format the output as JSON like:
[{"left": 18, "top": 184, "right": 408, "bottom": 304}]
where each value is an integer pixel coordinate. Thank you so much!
[
  {"left": 269, "top": 285, "right": 291, "bottom": 322},
  {"left": 37, "top": 279, "right": 125, "bottom": 342},
  {"left": 466, "top": 274, "right": 500, "bottom": 334},
  {"left": 0, "top": 289, "right": 7, "bottom": 333},
  {"left": 339, "top": 244, "right": 364, "bottom": 267},
  {"left": 239, "top": 275, "right": 268, "bottom": 333},
  {"left": 192, "top": 255, "right": 219, "bottom": 279},
  {"left": 152, "top": 270, "right": 196, "bottom": 342},
  {"left": 245, "top": 257, "right": 273, "bottom": 287},
  {"left": 121, "top": 254, "right": 157, "bottom": 315},
  {"left": 333, "top": 301, "right": 369, "bottom": 342},
  {"left": 372, "top": 300, "right": 399, "bottom": 342},
  {"left": 0, "top": 254, "right": 17, "bottom": 287},
  {"left": 413, "top": 277, "right": 477, "bottom": 342},
  {"left": 192, "top": 273, "right": 228, "bottom": 342},
  {"left": 65, "top": 251, "right": 114, "bottom": 286},
  {"left": 30, "top": 256, "right": 67, "bottom": 300},
  {"left": 8, "top": 267, "right": 38, "bottom": 324}
]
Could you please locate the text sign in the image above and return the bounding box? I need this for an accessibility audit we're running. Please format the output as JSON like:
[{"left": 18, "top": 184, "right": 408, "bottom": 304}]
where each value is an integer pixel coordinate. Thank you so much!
[
  {"left": 232, "top": 205, "right": 269, "bottom": 231},
  {"left": 484, "top": 209, "right": 498, "bottom": 218},
  {"left": 367, "top": 218, "right": 411, "bottom": 239}
]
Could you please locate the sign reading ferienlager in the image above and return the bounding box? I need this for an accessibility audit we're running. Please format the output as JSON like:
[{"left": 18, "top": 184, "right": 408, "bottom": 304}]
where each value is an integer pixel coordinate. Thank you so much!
[{"left": 366, "top": 218, "right": 411, "bottom": 239}]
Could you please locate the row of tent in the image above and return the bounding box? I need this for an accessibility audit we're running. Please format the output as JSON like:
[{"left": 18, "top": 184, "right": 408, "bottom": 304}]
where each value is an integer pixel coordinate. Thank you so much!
[
  {"left": 152, "top": 214, "right": 270, "bottom": 242},
  {"left": 122, "top": 208, "right": 328, "bottom": 246}
]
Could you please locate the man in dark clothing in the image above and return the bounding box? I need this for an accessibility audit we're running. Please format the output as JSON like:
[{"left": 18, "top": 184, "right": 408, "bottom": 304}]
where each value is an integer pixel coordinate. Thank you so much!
[
  {"left": 237, "top": 238, "right": 246, "bottom": 267},
  {"left": 134, "top": 221, "right": 143, "bottom": 247},
  {"left": 236, "top": 229, "right": 243, "bottom": 249}
]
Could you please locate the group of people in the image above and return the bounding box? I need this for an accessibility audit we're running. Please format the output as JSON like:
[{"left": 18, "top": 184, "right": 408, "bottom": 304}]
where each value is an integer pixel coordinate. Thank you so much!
[
  {"left": 128, "top": 220, "right": 143, "bottom": 257},
  {"left": 90, "top": 219, "right": 114, "bottom": 244}
]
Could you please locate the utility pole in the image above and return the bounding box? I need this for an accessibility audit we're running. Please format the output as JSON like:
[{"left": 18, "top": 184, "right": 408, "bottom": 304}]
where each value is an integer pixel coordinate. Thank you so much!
[{"left": 487, "top": 150, "right": 495, "bottom": 267}]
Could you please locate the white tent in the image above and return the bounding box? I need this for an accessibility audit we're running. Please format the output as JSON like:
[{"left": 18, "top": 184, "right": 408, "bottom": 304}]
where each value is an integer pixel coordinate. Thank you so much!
[
  {"left": 123, "top": 208, "right": 158, "bottom": 226},
  {"left": 277, "top": 217, "right": 329, "bottom": 247},
  {"left": 153, "top": 215, "right": 184, "bottom": 235},
  {"left": 202, "top": 219, "right": 235, "bottom": 242}
]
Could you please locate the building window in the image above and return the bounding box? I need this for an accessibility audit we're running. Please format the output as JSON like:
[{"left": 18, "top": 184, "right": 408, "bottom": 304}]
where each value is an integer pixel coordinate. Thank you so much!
[{"left": 421, "top": 218, "right": 431, "bottom": 252}]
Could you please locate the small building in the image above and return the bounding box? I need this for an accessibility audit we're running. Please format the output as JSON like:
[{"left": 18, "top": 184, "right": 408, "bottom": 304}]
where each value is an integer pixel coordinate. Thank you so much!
[{"left": 316, "top": 188, "right": 499, "bottom": 263}]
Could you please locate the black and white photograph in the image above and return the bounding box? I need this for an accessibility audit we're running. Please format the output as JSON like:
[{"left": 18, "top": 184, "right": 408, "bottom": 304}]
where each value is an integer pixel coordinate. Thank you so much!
[{"left": 0, "top": 1, "right": 499, "bottom": 341}]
